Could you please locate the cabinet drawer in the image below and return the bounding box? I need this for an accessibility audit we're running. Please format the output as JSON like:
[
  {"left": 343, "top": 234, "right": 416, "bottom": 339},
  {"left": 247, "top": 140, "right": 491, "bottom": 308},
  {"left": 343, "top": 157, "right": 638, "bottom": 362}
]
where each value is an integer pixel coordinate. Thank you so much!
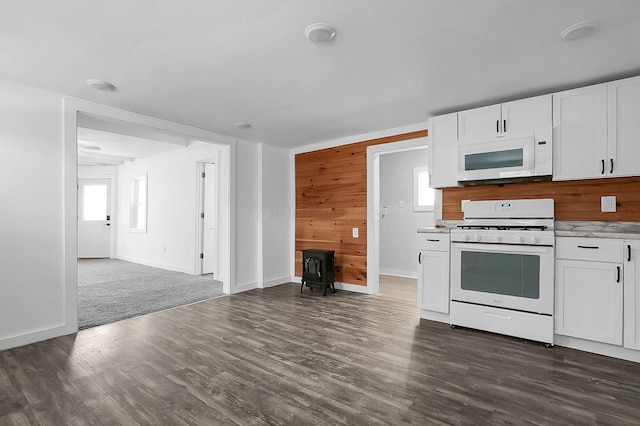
[
  {"left": 418, "top": 234, "right": 450, "bottom": 251},
  {"left": 556, "top": 237, "right": 623, "bottom": 262}
]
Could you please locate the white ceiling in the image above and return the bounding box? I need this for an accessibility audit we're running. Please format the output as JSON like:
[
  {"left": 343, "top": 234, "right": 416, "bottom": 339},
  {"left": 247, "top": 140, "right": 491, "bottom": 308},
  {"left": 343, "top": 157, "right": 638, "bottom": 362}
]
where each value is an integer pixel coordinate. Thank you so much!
[{"left": 2, "top": 1, "right": 640, "bottom": 149}]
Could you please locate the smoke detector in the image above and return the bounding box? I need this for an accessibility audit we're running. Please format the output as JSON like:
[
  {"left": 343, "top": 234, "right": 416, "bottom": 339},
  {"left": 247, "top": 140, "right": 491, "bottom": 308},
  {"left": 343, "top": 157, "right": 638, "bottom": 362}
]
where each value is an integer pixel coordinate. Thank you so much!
[
  {"left": 234, "top": 122, "right": 252, "bottom": 129},
  {"left": 86, "top": 79, "right": 116, "bottom": 91},
  {"left": 305, "top": 23, "right": 336, "bottom": 43},
  {"left": 560, "top": 21, "right": 599, "bottom": 41}
]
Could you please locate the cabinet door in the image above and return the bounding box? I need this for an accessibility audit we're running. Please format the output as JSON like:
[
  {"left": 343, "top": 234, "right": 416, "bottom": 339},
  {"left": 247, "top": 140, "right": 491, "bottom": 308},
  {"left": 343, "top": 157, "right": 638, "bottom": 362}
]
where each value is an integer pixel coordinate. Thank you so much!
[
  {"left": 417, "top": 250, "right": 450, "bottom": 313},
  {"left": 608, "top": 76, "right": 640, "bottom": 178},
  {"left": 555, "top": 259, "right": 623, "bottom": 345},
  {"left": 624, "top": 241, "right": 640, "bottom": 350},
  {"left": 552, "top": 84, "right": 608, "bottom": 181},
  {"left": 457, "top": 104, "right": 501, "bottom": 141},
  {"left": 428, "top": 113, "right": 458, "bottom": 188},
  {"left": 501, "top": 94, "right": 552, "bottom": 135}
]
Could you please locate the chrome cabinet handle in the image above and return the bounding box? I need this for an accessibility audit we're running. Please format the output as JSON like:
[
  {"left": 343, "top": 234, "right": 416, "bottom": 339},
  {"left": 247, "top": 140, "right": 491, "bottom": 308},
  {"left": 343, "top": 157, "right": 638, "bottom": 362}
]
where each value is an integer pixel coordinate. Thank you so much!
[
  {"left": 418, "top": 252, "right": 422, "bottom": 264},
  {"left": 577, "top": 245, "right": 599, "bottom": 249},
  {"left": 503, "top": 119, "right": 507, "bottom": 133},
  {"left": 617, "top": 266, "right": 621, "bottom": 283},
  {"left": 629, "top": 245, "right": 632, "bottom": 262},
  {"left": 601, "top": 159, "right": 605, "bottom": 175},
  {"left": 426, "top": 239, "right": 440, "bottom": 242},
  {"left": 610, "top": 158, "right": 614, "bottom": 174}
]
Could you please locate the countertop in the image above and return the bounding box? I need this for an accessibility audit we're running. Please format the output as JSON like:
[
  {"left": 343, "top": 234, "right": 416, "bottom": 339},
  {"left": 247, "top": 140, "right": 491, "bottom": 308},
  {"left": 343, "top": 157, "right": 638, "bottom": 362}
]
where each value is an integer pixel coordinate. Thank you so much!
[
  {"left": 555, "top": 221, "right": 640, "bottom": 240},
  {"left": 417, "top": 220, "right": 461, "bottom": 234},
  {"left": 418, "top": 220, "right": 640, "bottom": 240}
]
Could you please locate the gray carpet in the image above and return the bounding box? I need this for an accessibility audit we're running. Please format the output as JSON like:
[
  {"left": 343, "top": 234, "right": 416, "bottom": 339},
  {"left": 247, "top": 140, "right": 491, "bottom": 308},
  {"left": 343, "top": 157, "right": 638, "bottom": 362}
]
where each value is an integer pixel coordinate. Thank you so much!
[{"left": 78, "top": 259, "right": 224, "bottom": 329}]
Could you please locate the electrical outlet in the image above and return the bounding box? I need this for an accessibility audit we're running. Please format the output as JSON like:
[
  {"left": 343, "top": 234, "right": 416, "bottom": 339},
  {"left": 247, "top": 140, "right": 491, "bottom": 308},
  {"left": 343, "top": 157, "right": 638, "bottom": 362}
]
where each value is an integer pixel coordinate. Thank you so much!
[
  {"left": 398, "top": 200, "right": 404, "bottom": 208},
  {"left": 601, "top": 196, "right": 616, "bottom": 213},
  {"left": 352, "top": 227, "right": 359, "bottom": 238}
]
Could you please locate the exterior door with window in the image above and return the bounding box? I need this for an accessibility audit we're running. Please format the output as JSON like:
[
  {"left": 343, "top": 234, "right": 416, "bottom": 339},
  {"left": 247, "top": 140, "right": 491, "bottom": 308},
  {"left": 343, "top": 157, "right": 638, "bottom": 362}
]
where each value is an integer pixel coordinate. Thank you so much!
[{"left": 78, "top": 178, "right": 111, "bottom": 258}]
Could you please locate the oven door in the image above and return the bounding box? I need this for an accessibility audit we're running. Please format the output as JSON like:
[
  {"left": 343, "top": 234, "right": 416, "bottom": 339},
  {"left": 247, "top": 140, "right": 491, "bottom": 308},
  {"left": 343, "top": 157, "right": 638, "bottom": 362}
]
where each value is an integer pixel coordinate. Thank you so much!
[{"left": 451, "top": 242, "right": 554, "bottom": 315}]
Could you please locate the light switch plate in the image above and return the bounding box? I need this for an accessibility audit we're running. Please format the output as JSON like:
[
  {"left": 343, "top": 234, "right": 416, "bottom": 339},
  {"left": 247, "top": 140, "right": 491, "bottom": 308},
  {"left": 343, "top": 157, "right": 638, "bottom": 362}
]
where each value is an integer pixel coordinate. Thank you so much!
[
  {"left": 352, "top": 227, "right": 359, "bottom": 238},
  {"left": 601, "top": 196, "right": 616, "bottom": 213}
]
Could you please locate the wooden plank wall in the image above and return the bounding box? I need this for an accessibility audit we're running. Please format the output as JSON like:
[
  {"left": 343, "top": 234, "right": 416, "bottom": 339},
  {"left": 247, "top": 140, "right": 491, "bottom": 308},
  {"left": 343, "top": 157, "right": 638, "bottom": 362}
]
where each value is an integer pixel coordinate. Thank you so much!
[
  {"left": 295, "top": 130, "right": 428, "bottom": 286},
  {"left": 442, "top": 176, "right": 640, "bottom": 221}
]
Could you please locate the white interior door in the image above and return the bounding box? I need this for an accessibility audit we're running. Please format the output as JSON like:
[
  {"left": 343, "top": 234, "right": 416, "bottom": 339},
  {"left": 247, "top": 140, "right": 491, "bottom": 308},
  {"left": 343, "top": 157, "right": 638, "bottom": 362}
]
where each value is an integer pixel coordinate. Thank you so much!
[
  {"left": 78, "top": 178, "right": 112, "bottom": 258},
  {"left": 202, "top": 163, "right": 216, "bottom": 275}
]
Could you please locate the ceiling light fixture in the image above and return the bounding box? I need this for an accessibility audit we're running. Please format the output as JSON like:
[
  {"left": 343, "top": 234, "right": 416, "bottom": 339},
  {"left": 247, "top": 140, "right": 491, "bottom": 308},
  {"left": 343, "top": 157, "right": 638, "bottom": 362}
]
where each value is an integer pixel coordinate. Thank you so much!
[
  {"left": 305, "top": 23, "right": 336, "bottom": 43},
  {"left": 234, "top": 122, "right": 252, "bottom": 129},
  {"left": 86, "top": 79, "right": 116, "bottom": 91},
  {"left": 560, "top": 21, "right": 599, "bottom": 41}
]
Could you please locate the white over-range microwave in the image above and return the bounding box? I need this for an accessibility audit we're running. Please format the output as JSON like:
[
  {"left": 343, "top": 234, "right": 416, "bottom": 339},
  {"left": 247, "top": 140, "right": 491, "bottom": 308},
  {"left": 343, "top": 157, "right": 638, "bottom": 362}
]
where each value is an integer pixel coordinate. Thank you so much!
[{"left": 457, "top": 129, "right": 552, "bottom": 185}]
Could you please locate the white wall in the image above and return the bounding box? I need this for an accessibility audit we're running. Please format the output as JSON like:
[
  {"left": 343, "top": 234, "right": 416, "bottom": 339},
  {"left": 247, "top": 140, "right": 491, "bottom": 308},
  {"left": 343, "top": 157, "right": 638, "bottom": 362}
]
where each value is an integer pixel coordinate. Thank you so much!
[
  {"left": 0, "top": 79, "right": 68, "bottom": 348},
  {"left": 0, "top": 77, "right": 293, "bottom": 350},
  {"left": 379, "top": 149, "right": 434, "bottom": 278},
  {"left": 261, "top": 143, "right": 292, "bottom": 287},
  {"left": 115, "top": 143, "right": 222, "bottom": 274},
  {"left": 234, "top": 139, "right": 261, "bottom": 291}
]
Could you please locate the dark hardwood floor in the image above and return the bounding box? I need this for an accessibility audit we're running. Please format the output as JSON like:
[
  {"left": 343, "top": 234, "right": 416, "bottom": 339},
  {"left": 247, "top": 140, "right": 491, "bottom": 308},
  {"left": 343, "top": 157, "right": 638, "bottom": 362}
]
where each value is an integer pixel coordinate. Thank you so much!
[{"left": 2, "top": 279, "right": 640, "bottom": 425}]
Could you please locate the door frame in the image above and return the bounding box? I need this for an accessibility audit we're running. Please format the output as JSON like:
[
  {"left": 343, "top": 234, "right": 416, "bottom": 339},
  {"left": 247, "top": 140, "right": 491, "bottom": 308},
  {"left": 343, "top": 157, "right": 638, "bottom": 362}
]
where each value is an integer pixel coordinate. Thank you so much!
[
  {"left": 195, "top": 160, "right": 218, "bottom": 276},
  {"left": 366, "top": 137, "right": 435, "bottom": 295},
  {"left": 64, "top": 98, "right": 236, "bottom": 333}
]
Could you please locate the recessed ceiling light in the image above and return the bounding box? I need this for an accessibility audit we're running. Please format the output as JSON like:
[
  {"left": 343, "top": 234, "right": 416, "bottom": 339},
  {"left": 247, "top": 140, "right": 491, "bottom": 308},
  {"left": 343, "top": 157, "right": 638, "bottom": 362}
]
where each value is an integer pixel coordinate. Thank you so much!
[
  {"left": 234, "top": 122, "right": 252, "bottom": 129},
  {"left": 305, "top": 23, "right": 336, "bottom": 43},
  {"left": 86, "top": 79, "right": 116, "bottom": 91},
  {"left": 560, "top": 21, "right": 599, "bottom": 41}
]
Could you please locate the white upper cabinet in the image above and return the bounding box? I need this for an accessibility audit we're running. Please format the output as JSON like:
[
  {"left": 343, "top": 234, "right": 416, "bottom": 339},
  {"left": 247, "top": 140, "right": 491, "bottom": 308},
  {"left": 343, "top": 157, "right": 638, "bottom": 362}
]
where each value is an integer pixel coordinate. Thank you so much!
[
  {"left": 427, "top": 113, "right": 459, "bottom": 188},
  {"left": 458, "top": 94, "right": 551, "bottom": 142},
  {"left": 458, "top": 104, "right": 501, "bottom": 141},
  {"left": 608, "top": 76, "right": 640, "bottom": 178},
  {"left": 554, "top": 77, "right": 640, "bottom": 181},
  {"left": 552, "top": 83, "right": 608, "bottom": 181}
]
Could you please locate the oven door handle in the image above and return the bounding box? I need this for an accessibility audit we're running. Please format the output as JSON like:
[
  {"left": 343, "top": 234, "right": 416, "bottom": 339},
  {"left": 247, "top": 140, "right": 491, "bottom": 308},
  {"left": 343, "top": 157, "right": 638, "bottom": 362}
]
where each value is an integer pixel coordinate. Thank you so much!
[{"left": 452, "top": 242, "right": 552, "bottom": 254}]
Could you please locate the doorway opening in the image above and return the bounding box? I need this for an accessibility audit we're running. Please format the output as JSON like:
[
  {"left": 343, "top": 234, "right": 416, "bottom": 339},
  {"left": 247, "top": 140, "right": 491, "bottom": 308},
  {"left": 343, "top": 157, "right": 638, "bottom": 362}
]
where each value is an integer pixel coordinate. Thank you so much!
[
  {"left": 64, "top": 98, "right": 235, "bottom": 332},
  {"left": 367, "top": 136, "right": 437, "bottom": 302}
]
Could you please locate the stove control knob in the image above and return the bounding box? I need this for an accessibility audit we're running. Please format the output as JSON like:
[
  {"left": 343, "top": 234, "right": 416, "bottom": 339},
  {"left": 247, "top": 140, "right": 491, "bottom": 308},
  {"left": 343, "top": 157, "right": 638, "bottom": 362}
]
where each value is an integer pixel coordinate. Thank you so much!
[
  {"left": 530, "top": 236, "right": 538, "bottom": 244},
  {"left": 476, "top": 235, "right": 482, "bottom": 242},
  {"left": 464, "top": 235, "right": 470, "bottom": 241},
  {"left": 517, "top": 236, "right": 524, "bottom": 243},
  {"left": 496, "top": 235, "right": 503, "bottom": 242}
]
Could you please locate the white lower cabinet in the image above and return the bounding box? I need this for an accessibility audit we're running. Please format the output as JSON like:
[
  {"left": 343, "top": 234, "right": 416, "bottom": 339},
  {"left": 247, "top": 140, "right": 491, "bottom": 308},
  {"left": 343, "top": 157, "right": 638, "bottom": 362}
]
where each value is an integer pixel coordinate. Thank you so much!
[
  {"left": 624, "top": 241, "right": 640, "bottom": 350},
  {"left": 417, "top": 234, "right": 450, "bottom": 314},
  {"left": 555, "top": 238, "right": 623, "bottom": 345}
]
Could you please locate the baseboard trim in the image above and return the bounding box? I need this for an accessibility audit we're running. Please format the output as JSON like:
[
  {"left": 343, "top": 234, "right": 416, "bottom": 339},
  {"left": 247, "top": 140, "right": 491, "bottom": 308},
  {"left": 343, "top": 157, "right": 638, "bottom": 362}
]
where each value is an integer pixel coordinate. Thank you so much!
[
  {"left": 115, "top": 256, "right": 192, "bottom": 275},
  {"left": 379, "top": 269, "right": 417, "bottom": 279},
  {"left": 261, "top": 276, "right": 291, "bottom": 289},
  {"left": 292, "top": 276, "right": 369, "bottom": 294},
  {"left": 554, "top": 335, "right": 640, "bottom": 363},
  {"left": 232, "top": 281, "right": 258, "bottom": 294},
  {"left": 0, "top": 324, "right": 70, "bottom": 351},
  {"left": 420, "top": 309, "right": 450, "bottom": 324}
]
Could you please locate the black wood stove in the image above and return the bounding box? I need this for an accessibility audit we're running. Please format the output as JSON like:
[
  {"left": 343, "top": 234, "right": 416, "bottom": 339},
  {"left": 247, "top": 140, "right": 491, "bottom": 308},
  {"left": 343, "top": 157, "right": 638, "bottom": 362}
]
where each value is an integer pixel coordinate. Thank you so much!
[{"left": 301, "top": 249, "right": 335, "bottom": 296}]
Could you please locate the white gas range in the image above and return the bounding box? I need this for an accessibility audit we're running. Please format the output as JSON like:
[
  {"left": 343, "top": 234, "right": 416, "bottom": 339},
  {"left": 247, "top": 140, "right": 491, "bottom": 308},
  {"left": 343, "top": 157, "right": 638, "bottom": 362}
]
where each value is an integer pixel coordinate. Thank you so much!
[{"left": 449, "top": 199, "right": 555, "bottom": 347}]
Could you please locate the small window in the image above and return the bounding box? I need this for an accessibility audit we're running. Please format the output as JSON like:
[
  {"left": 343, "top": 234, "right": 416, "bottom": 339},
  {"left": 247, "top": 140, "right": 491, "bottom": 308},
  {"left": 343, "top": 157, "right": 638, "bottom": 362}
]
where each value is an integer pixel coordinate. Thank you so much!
[
  {"left": 82, "top": 184, "right": 108, "bottom": 221},
  {"left": 413, "top": 166, "right": 434, "bottom": 211},
  {"left": 130, "top": 175, "right": 147, "bottom": 232}
]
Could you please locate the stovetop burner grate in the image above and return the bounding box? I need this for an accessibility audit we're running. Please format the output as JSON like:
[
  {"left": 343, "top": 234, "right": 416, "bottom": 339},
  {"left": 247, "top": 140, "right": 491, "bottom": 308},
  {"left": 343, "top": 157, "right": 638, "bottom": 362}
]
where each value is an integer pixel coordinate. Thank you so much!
[{"left": 457, "top": 225, "right": 549, "bottom": 231}]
